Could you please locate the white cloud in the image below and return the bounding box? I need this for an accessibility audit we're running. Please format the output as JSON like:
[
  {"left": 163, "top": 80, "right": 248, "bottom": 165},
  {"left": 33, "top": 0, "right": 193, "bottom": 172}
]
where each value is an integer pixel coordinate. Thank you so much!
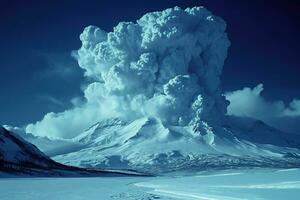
[
  {"left": 282, "top": 99, "right": 300, "bottom": 117},
  {"left": 26, "top": 104, "right": 106, "bottom": 139},
  {"left": 226, "top": 84, "right": 300, "bottom": 134}
]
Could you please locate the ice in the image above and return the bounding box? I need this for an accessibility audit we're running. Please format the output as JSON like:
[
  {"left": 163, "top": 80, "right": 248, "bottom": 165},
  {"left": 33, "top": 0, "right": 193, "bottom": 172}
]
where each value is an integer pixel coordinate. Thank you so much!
[
  {"left": 0, "top": 177, "right": 158, "bottom": 200},
  {"left": 1, "top": 169, "right": 299, "bottom": 200},
  {"left": 136, "top": 169, "right": 300, "bottom": 200}
]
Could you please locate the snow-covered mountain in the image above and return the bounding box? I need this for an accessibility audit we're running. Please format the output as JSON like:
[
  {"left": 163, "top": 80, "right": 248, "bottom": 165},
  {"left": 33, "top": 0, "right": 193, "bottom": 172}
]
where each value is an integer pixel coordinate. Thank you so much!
[
  {"left": 0, "top": 126, "right": 145, "bottom": 177},
  {"left": 0, "top": 126, "right": 69, "bottom": 176},
  {"left": 53, "top": 117, "right": 300, "bottom": 173},
  {"left": 0, "top": 126, "right": 59, "bottom": 166},
  {"left": 3, "top": 125, "right": 83, "bottom": 157}
]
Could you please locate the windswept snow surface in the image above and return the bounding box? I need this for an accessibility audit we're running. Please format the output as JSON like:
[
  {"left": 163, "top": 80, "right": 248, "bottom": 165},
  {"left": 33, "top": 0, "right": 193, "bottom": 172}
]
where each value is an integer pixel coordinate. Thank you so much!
[
  {"left": 136, "top": 169, "right": 300, "bottom": 200},
  {"left": 1, "top": 169, "right": 299, "bottom": 200}
]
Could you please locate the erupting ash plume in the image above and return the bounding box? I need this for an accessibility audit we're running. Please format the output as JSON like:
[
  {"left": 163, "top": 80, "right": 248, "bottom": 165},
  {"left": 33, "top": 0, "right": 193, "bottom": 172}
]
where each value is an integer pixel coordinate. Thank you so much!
[{"left": 27, "top": 6, "right": 230, "bottom": 138}]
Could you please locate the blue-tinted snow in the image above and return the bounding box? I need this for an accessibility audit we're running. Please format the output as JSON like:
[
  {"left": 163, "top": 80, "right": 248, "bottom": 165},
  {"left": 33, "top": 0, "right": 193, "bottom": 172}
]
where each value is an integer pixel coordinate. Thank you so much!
[{"left": 1, "top": 169, "right": 299, "bottom": 200}]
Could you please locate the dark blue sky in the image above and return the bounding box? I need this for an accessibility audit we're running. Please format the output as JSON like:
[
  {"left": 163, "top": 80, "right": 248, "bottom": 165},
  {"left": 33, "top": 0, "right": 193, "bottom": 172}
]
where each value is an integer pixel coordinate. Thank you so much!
[{"left": 0, "top": 0, "right": 299, "bottom": 126}]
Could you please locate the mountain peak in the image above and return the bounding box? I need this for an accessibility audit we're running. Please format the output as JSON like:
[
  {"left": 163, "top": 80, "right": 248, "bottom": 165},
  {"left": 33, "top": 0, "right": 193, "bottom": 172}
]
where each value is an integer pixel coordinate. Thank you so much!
[{"left": 54, "top": 117, "right": 300, "bottom": 173}]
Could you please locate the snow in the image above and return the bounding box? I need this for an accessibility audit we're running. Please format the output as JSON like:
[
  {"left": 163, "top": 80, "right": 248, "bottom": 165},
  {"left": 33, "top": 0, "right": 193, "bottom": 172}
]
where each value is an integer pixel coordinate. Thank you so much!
[
  {"left": 136, "top": 169, "right": 300, "bottom": 200},
  {"left": 53, "top": 117, "right": 300, "bottom": 173},
  {"left": 1, "top": 169, "right": 299, "bottom": 200},
  {"left": 0, "top": 126, "right": 51, "bottom": 166},
  {"left": 3, "top": 125, "right": 83, "bottom": 157}
]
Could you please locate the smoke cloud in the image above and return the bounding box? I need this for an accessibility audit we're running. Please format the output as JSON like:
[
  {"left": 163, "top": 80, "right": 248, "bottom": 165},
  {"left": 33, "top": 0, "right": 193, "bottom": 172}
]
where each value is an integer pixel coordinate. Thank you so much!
[
  {"left": 226, "top": 84, "right": 300, "bottom": 134},
  {"left": 26, "top": 6, "right": 230, "bottom": 138}
]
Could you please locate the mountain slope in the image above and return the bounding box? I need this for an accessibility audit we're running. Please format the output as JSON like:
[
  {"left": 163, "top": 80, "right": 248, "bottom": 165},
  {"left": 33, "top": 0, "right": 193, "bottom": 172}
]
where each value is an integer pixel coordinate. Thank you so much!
[
  {"left": 0, "top": 126, "right": 146, "bottom": 177},
  {"left": 53, "top": 117, "right": 300, "bottom": 173},
  {"left": 3, "top": 125, "right": 83, "bottom": 157},
  {"left": 0, "top": 126, "right": 59, "bottom": 168},
  {"left": 224, "top": 116, "right": 300, "bottom": 149}
]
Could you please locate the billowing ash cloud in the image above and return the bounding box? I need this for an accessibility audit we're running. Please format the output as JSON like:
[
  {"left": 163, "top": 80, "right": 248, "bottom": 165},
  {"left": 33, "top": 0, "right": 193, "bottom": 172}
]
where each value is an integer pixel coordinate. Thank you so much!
[
  {"left": 226, "top": 84, "right": 300, "bottom": 134},
  {"left": 76, "top": 6, "right": 231, "bottom": 125},
  {"left": 26, "top": 7, "right": 230, "bottom": 138}
]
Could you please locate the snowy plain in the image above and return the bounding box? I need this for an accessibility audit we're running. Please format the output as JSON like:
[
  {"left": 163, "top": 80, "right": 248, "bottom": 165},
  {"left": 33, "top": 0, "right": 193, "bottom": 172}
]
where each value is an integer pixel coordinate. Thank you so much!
[{"left": 1, "top": 168, "right": 300, "bottom": 200}]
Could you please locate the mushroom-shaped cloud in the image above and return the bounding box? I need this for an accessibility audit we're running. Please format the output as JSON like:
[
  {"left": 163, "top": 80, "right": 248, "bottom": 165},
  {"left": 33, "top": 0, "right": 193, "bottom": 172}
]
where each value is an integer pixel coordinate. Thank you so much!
[{"left": 27, "top": 6, "right": 230, "bottom": 138}]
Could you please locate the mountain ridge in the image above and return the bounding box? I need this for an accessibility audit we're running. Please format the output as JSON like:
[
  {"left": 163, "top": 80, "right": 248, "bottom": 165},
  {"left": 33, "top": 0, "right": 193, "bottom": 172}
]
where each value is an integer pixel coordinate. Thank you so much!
[
  {"left": 0, "top": 126, "right": 148, "bottom": 177},
  {"left": 53, "top": 116, "right": 300, "bottom": 173}
]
